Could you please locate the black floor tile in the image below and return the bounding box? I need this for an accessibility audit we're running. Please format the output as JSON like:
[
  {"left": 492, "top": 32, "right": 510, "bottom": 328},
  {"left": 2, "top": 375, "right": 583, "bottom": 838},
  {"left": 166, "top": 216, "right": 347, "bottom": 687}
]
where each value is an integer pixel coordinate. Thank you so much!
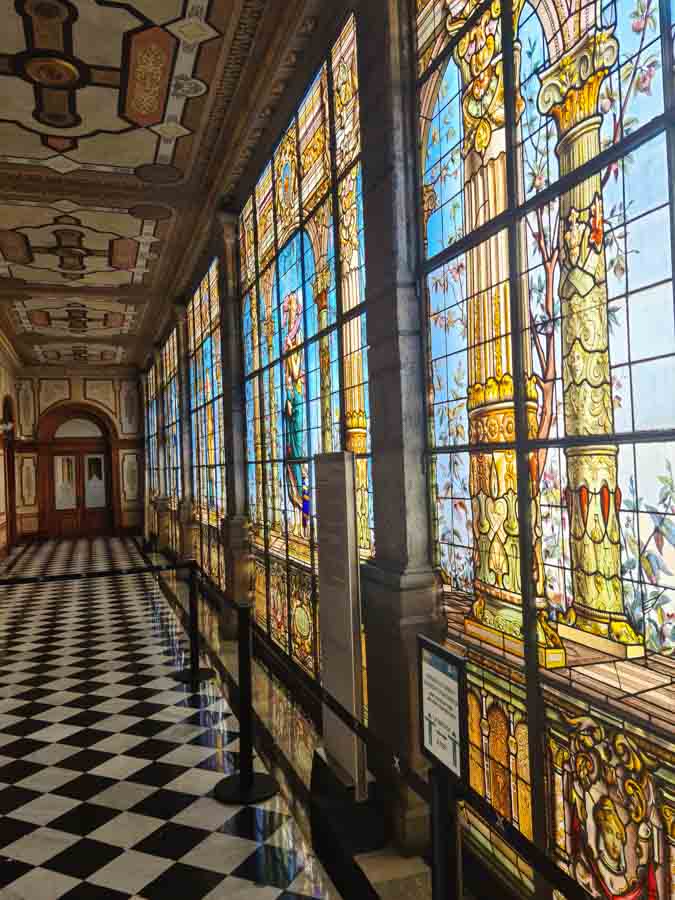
[
  {"left": 125, "top": 739, "right": 177, "bottom": 761},
  {"left": 53, "top": 773, "right": 117, "bottom": 802},
  {"left": 60, "top": 749, "right": 113, "bottom": 772},
  {"left": 2, "top": 718, "right": 49, "bottom": 736},
  {"left": 0, "top": 857, "right": 32, "bottom": 887},
  {"left": 65, "top": 710, "right": 111, "bottom": 729},
  {"left": 0, "top": 815, "right": 36, "bottom": 848},
  {"left": 0, "top": 785, "right": 40, "bottom": 815},
  {"left": 65, "top": 695, "right": 109, "bottom": 710},
  {"left": 9, "top": 701, "right": 53, "bottom": 718},
  {"left": 219, "top": 806, "right": 289, "bottom": 842},
  {"left": 61, "top": 883, "right": 129, "bottom": 899},
  {"left": 230, "top": 844, "right": 304, "bottom": 890},
  {"left": 0, "top": 737, "right": 48, "bottom": 758},
  {"left": 141, "top": 862, "right": 225, "bottom": 899},
  {"left": 124, "top": 719, "right": 169, "bottom": 738},
  {"left": 130, "top": 788, "right": 197, "bottom": 821},
  {"left": 0, "top": 759, "right": 43, "bottom": 784},
  {"left": 130, "top": 762, "right": 187, "bottom": 787},
  {"left": 133, "top": 821, "right": 208, "bottom": 860},
  {"left": 48, "top": 802, "right": 120, "bottom": 836},
  {"left": 44, "top": 836, "right": 123, "bottom": 879},
  {"left": 60, "top": 729, "right": 110, "bottom": 749}
]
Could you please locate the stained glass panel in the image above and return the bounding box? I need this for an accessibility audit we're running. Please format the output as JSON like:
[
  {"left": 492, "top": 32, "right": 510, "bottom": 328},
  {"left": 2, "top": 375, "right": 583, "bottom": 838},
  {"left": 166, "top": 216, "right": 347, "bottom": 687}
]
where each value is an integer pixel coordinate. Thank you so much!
[
  {"left": 146, "top": 364, "right": 159, "bottom": 499},
  {"left": 188, "top": 259, "right": 227, "bottom": 591},
  {"left": 299, "top": 66, "right": 330, "bottom": 216},
  {"left": 330, "top": 15, "right": 360, "bottom": 176},
  {"left": 161, "top": 328, "right": 182, "bottom": 554},
  {"left": 239, "top": 15, "right": 372, "bottom": 682},
  {"left": 418, "top": 0, "right": 675, "bottom": 893}
]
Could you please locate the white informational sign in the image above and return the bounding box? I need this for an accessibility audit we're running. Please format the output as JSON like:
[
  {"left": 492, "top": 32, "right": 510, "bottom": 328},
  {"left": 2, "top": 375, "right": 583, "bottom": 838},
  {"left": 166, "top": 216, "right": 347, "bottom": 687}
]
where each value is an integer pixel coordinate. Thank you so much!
[
  {"left": 421, "top": 647, "right": 462, "bottom": 778},
  {"left": 316, "top": 452, "right": 367, "bottom": 800}
]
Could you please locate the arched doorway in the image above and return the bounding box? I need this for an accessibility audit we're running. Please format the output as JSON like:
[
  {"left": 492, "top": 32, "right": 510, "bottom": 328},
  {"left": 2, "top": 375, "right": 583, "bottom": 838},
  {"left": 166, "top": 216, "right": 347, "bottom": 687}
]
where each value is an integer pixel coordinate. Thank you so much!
[
  {"left": 38, "top": 404, "right": 117, "bottom": 538},
  {"left": 1, "top": 396, "right": 16, "bottom": 549}
]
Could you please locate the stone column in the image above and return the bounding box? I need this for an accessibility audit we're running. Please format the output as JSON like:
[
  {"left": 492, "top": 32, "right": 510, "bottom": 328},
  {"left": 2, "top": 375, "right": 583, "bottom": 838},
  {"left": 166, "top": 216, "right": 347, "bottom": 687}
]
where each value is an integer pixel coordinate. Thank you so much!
[
  {"left": 140, "top": 372, "right": 152, "bottom": 544},
  {"left": 218, "top": 211, "right": 252, "bottom": 607},
  {"left": 153, "top": 345, "right": 171, "bottom": 551},
  {"left": 538, "top": 32, "right": 642, "bottom": 657},
  {"left": 358, "top": 0, "right": 439, "bottom": 853},
  {"left": 174, "top": 302, "right": 198, "bottom": 561}
]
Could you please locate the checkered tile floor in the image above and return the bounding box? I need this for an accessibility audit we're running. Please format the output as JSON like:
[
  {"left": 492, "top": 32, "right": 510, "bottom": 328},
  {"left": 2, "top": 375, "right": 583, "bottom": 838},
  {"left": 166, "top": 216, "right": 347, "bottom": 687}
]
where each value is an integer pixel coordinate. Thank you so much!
[{"left": 0, "top": 539, "right": 340, "bottom": 899}]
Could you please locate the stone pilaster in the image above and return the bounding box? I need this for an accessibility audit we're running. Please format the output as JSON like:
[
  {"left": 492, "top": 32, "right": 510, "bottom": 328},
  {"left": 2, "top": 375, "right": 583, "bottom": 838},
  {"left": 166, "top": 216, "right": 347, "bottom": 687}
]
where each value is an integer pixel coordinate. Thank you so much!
[
  {"left": 152, "top": 345, "right": 171, "bottom": 553},
  {"left": 174, "top": 303, "right": 199, "bottom": 561},
  {"left": 219, "top": 211, "right": 252, "bottom": 606},
  {"left": 140, "top": 372, "right": 152, "bottom": 544},
  {"left": 358, "top": 0, "right": 439, "bottom": 853},
  {"left": 538, "top": 31, "right": 642, "bottom": 657}
]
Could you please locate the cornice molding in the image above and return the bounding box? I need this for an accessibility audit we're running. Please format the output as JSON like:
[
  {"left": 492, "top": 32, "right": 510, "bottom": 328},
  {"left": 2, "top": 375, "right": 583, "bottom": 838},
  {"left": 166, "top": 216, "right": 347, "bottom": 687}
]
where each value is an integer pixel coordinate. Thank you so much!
[{"left": 162, "top": 1, "right": 317, "bottom": 305}]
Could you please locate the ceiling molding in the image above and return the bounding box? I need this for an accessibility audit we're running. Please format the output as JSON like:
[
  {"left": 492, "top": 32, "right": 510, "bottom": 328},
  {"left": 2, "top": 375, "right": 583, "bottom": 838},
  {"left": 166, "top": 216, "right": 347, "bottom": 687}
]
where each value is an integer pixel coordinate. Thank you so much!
[{"left": 162, "top": 1, "right": 318, "bottom": 304}]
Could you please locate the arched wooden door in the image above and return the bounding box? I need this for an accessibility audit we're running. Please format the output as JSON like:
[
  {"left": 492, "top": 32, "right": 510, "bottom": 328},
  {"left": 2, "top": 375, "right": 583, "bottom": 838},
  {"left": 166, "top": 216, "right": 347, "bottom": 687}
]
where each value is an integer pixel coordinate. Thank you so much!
[{"left": 39, "top": 407, "right": 115, "bottom": 538}]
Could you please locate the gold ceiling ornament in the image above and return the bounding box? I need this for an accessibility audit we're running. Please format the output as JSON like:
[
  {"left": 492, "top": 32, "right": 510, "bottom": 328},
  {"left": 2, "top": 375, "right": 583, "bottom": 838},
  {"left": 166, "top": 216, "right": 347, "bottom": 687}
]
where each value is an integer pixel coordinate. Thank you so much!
[{"left": 24, "top": 56, "right": 79, "bottom": 87}]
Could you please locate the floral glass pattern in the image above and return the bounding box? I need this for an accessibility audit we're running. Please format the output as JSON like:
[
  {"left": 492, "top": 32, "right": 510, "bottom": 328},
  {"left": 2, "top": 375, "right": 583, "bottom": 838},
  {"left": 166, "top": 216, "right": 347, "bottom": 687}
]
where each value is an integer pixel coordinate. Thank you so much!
[
  {"left": 188, "top": 259, "right": 227, "bottom": 590},
  {"left": 160, "top": 328, "right": 181, "bottom": 554},
  {"left": 417, "top": 0, "right": 675, "bottom": 894},
  {"left": 146, "top": 364, "right": 159, "bottom": 498},
  {"left": 240, "top": 14, "right": 372, "bottom": 681}
]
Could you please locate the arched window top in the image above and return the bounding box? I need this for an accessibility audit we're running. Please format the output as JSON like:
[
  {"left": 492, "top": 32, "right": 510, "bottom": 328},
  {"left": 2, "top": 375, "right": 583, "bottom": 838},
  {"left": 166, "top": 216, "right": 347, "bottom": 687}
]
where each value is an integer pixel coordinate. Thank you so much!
[{"left": 54, "top": 418, "right": 103, "bottom": 439}]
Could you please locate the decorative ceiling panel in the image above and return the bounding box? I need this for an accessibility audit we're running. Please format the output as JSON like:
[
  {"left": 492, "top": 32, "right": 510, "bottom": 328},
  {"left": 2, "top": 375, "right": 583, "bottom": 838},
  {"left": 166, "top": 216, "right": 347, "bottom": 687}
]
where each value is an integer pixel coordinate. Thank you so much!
[
  {"left": 0, "top": 199, "right": 169, "bottom": 286},
  {"left": 0, "top": 0, "right": 319, "bottom": 366},
  {"left": 0, "top": 0, "right": 223, "bottom": 184},
  {"left": 10, "top": 296, "right": 137, "bottom": 337},
  {"left": 34, "top": 343, "right": 127, "bottom": 364}
]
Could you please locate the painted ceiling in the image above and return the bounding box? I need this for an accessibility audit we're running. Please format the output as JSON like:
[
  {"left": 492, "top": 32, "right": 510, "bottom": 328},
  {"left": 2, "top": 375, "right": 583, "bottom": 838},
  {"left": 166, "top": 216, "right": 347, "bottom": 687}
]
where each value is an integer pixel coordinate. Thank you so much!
[{"left": 0, "top": 0, "right": 322, "bottom": 368}]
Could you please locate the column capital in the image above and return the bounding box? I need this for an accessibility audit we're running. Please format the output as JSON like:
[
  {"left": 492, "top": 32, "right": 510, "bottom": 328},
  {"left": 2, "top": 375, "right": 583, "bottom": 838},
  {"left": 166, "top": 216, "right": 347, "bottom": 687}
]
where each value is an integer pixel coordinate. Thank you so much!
[
  {"left": 217, "top": 210, "right": 238, "bottom": 248},
  {"left": 538, "top": 30, "right": 618, "bottom": 136},
  {"left": 172, "top": 302, "right": 188, "bottom": 324}
]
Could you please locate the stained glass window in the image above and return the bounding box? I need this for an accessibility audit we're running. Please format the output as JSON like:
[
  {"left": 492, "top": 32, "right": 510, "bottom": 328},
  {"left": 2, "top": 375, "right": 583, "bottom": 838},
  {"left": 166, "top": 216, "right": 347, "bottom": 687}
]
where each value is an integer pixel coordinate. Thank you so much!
[
  {"left": 188, "top": 259, "right": 227, "bottom": 590},
  {"left": 240, "top": 14, "right": 373, "bottom": 681},
  {"left": 417, "top": 0, "right": 675, "bottom": 893},
  {"left": 145, "top": 364, "right": 159, "bottom": 499},
  {"left": 161, "top": 328, "right": 181, "bottom": 555}
]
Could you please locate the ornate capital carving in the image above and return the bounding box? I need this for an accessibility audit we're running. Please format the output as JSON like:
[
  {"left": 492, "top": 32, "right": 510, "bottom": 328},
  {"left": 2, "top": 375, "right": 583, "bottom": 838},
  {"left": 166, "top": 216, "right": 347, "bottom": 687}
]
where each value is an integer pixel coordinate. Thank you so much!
[
  {"left": 173, "top": 303, "right": 188, "bottom": 324},
  {"left": 538, "top": 30, "right": 618, "bottom": 136},
  {"left": 217, "top": 210, "right": 238, "bottom": 249}
]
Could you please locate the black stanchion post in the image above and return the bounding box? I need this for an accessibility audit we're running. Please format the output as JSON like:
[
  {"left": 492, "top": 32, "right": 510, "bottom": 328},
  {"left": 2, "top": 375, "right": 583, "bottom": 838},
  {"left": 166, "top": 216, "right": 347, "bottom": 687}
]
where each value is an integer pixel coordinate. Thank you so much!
[
  {"left": 430, "top": 764, "right": 463, "bottom": 900},
  {"left": 214, "top": 601, "right": 278, "bottom": 805},
  {"left": 173, "top": 563, "right": 215, "bottom": 687},
  {"left": 431, "top": 764, "right": 449, "bottom": 900}
]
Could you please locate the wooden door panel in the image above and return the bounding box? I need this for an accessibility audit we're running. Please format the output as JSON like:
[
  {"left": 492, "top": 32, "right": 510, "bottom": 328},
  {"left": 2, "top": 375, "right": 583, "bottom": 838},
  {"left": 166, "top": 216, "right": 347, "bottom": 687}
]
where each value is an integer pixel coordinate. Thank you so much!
[{"left": 45, "top": 448, "right": 112, "bottom": 538}]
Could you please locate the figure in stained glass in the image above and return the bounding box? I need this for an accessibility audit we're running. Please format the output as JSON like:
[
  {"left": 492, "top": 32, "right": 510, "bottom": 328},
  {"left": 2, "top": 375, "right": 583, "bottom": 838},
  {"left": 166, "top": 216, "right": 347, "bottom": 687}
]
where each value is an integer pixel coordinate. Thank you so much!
[{"left": 239, "top": 14, "right": 371, "bottom": 680}]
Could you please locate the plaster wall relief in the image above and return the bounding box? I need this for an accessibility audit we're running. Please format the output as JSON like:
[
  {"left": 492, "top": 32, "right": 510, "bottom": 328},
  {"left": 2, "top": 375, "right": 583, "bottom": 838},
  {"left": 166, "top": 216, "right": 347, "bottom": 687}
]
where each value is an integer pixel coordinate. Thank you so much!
[
  {"left": 18, "top": 373, "right": 140, "bottom": 439},
  {"left": 119, "top": 379, "right": 141, "bottom": 435},
  {"left": 17, "top": 378, "right": 35, "bottom": 438},
  {"left": 16, "top": 452, "right": 38, "bottom": 537},
  {"left": 38, "top": 378, "right": 70, "bottom": 413},
  {"left": 0, "top": 450, "right": 6, "bottom": 517},
  {"left": 84, "top": 378, "right": 116, "bottom": 414},
  {"left": 121, "top": 450, "right": 141, "bottom": 506}
]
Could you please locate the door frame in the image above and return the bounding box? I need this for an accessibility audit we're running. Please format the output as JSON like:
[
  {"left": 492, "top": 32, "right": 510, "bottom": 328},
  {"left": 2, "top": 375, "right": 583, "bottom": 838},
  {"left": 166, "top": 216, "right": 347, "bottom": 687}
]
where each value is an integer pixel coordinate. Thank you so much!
[
  {"left": 2, "top": 395, "right": 16, "bottom": 548},
  {"left": 38, "top": 403, "right": 122, "bottom": 537}
]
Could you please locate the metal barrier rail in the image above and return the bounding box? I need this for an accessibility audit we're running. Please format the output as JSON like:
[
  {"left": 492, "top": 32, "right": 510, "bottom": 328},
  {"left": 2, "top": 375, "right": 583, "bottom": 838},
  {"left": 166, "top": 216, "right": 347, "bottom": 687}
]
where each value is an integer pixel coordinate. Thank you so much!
[
  {"left": 0, "top": 561, "right": 186, "bottom": 587},
  {"left": 138, "top": 552, "right": 591, "bottom": 900}
]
